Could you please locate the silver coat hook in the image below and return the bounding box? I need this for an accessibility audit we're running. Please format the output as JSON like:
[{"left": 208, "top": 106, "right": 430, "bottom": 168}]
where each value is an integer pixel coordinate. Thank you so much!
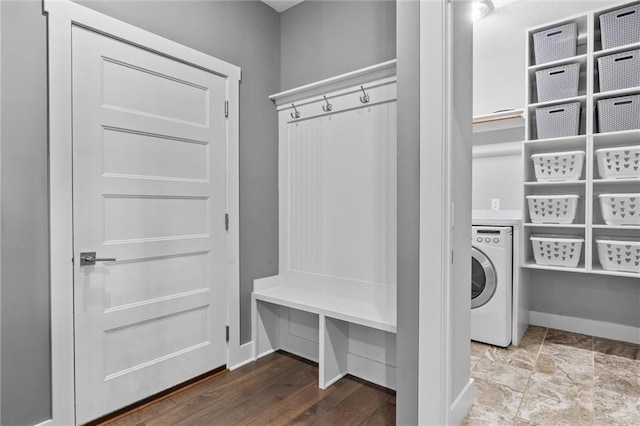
[
  {"left": 322, "top": 95, "right": 333, "bottom": 112},
  {"left": 290, "top": 103, "right": 300, "bottom": 119},
  {"left": 359, "top": 86, "right": 370, "bottom": 104}
]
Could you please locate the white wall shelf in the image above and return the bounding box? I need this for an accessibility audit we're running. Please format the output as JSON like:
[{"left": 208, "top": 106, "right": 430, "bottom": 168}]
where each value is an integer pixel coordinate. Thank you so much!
[
  {"left": 523, "top": 0, "right": 640, "bottom": 278},
  {"left": 527, "top": 54, "right": 588, "bottom": 72}
]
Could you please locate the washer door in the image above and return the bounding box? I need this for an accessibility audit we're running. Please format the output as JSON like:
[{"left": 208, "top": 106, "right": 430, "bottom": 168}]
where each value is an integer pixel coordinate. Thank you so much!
[{"left": 471, "top": 246, "right": 497, "bottom": 309}]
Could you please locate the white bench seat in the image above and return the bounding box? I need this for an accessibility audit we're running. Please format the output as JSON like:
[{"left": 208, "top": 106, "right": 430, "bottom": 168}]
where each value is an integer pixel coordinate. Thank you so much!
[{"left": 252, "top": 272, "right": 397, "bottom": 389}]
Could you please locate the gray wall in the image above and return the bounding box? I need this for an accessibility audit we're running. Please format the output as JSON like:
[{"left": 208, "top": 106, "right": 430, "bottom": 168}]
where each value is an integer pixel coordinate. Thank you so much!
[
  {"left": 280, "top": 0, "right": 396, "bottom": 90},
  {"left": 1, "top": 2, "right": 51, "bottom": 425},
  {"left": 395, "top": 1, "right": 420, "bottom": 423},
  {"left": 1, "top": 1, "right": 280, "bottom": 424}
]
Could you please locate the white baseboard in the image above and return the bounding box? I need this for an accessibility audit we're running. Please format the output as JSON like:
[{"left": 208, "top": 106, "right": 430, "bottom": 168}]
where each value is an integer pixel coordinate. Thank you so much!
[
  {"left": 33, "top": 420, "right": 53, "bottom": 426},
  {"left": 228, "top": 341, "right": 255, "bottom": 370},
  {"left": 449, "top": 378, "right": 474, "bottom": 426},
  {"left": 347, "top": 353, "right": 396, "bottom": 391},
  {"left": 530, "top": 311, "right": 640, "bottom": 345},
  {"left": 256, "top": 347, "right": 277, "bottom": 360}
]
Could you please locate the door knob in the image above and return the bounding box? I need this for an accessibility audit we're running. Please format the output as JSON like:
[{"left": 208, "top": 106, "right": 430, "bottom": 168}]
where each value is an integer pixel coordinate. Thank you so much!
[{"left": 80, "top": 252, "right": 117, "bottom": 266}]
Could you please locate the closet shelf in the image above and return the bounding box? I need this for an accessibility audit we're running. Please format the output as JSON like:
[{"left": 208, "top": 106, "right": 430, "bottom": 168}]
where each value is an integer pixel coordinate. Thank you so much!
[
  {"left": 593, "top": 87, "right": 640, "bottom": 102},
  {"left": 593, "top": 129, "right": 640, "bottom": 145},
  {"left": 593, "top": 41, "right": 640, "bottom": 59},
  {"left": 472, "top": 109, "right": 524, "bottom": 133},
  {"left": 522, "top": 262, "right": 587, "bottom": 273},
  {"left": 524, "top": 223, "right": 586, "bottom": 228},
  {"left": 527, "top": 95, "right": 587, "bottom": 110},
  {"left": 593, "top": 178, "right": 640, "bottom": 185},
  {"left": 590, "top": 266, "right": 640, "bottom": 278},
  {"left": 524, "top": 135, "right": 587, "bottom": 150},
  {"left": 527, "top": 54, "right": 587, "bottom": 73},
  {"left": 524, "top": 180, "right": 586, "bottom": 187},
  {"left": 592, "top": 224, "right": 640, "bottom": 231}
]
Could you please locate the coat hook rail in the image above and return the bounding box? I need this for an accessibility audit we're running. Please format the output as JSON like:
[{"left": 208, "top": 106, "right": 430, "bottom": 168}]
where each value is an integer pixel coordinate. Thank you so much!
[
  {"left": 322, "top": 95, "right": 333, "bottom": 112},
  {"left": 359, "top": 86, "right": 370, "bottom": 104},
  {"left": 290, "top": 103, "right": 300, "bottom": 119}
]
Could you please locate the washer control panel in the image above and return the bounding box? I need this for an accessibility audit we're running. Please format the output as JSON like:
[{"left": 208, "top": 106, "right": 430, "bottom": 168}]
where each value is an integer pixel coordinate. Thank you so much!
[{"left": 471, "top": 227, "right": 512, "bottom": 248}]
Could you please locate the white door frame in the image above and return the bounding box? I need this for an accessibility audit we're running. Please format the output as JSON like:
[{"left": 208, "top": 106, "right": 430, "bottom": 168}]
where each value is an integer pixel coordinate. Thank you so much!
[{"left": 45, "top": 1, "right": 241, "bottom": 424}]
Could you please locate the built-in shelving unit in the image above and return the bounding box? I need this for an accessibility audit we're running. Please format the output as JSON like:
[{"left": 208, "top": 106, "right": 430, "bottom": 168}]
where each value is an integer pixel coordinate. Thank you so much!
[{"left": 522, "top": 0, "right": 640, "bottom": 277}]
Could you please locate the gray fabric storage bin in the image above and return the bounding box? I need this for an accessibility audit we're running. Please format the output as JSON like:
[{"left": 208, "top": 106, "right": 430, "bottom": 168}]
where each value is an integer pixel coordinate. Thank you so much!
[
  {"left": 532, "top": 22, "right": 577, "bottom": 65},
  {"left": 536, "top": 63, "right": 580, "bottom": 102},
  {"left": 597, "top": 95, "right": 640, "bottom": 133},
  {"left": 535, "top": 102, "right": 581, "bottom": 139},
  {"left": 597, "top": 49, "right": 640, "bottom": 92},
  {"left": 599, "top": 4, "right": 640, "bottom": 50}
]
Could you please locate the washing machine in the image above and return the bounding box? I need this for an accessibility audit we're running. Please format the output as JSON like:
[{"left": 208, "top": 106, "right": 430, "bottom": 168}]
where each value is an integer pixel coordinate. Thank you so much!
[{"left": 471, "top": 226, "right": 513, "bottom": 347}]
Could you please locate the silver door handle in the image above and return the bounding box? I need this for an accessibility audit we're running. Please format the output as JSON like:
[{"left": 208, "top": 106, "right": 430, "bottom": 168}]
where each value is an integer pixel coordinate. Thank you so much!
[{"left": 80, "top": 252, "right": 117, "bottom": 266}]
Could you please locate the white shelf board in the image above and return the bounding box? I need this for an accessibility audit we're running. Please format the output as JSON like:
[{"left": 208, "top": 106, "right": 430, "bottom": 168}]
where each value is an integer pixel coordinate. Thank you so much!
[
  {"left": 528, "top": 95, "right": 587, "bottom": 111},
  {"left": 524, "top": 223, "right": 586, "bottom": 228},
  {"left": 593, "top": 129, "right": 640, "bottom": 145},
  {"left": 590, "top": 266, "right": 640, "bottom": 279},
  {"left": 593, "top": 178, "right": 640, "bottom": 185},
  {"left": 593, "top": 41, "right": 640, "bottom": 60},
  {"left": 524, "top": 180, "right": 586, "bottom": 187},
  {"left": 528, "top": 54, "right": 587, "bottom": 73},
  {"left": 522, "top": 262, "right": 587, "bottom": 273},
  {"left": 473, "top": 109, "right": 524, "bottom": 133},
  {"left": 593, "top": 87, "right": 640, "bottom": 102},
  {"left": 524, "top": 135, "right": 587, "bottom": 150},
  {"left": 592, "top": 224, "right": 640, "bottom": 231}
]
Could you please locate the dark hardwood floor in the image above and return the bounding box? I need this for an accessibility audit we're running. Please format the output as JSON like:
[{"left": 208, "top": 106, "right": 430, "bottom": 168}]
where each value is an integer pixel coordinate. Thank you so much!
[{"left": 99, "top": 351, "right": 396, "bottom": 426}]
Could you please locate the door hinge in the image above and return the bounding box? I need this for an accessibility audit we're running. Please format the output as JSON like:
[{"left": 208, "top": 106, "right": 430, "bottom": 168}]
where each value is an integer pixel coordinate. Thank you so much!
[
  {"left": 226, "top": 325, "right": 230, "bottom": 343},
  {"left": 224, "top": 100, "right": 229, "bottom": 118},
  {"left": 225, "top": 213, "right": 229, "bottom": 231}
]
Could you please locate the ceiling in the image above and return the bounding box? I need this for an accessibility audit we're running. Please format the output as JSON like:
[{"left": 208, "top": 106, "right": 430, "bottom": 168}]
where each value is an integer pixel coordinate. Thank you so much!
[
  {"left": 261, "top": 0, "right": 305, "bottom": 13},
  {"left": 260, "top": 0, "right": 522, "bottom": 14}
]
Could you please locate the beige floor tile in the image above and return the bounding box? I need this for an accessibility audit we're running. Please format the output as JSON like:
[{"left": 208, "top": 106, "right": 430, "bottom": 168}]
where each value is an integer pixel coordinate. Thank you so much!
[
  {"left": 535, "top": 345, "right": 593, "bottom": 386},
  {"left": 472, "top": 358, "right": 532, "bottom": 393},
  {"left": 525, "top": 371, "right": 593, "bottom": 410},
  {"left": 594, "top": 353, "right": 640, "bottom": 399},
  {"left": 473, "top": 378, "right": 524, "bottom": 418},
  {"left": 472, "top": 341, "right": 490, "bottom": 358},
  {"left": 484, "top": 345, "right": 539, "bottom": 371},
  {"left": 544, "top": 329, "right": 594, "bottom": 352},
  {"left": 516, "top": 392, "right": 594, "bottom": 426},
  {"left": 462, "top": 402, "right": 514, "bottom": 426},
  {"left": 511, "top": 417, "right": 537, "bottom": 426},
  {"left": 593, "top": 338, "right": 640, "bottom": 361},
  {"left": 521, "top": 325, "right": 547, "bottom": 343},
  {"left": 594, "top": 387, "right": 640, "bottom": 426}
]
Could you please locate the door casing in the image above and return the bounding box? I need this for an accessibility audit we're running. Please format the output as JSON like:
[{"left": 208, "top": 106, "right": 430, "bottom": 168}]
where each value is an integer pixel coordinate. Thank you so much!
[{"left": 45, "top": 1, "right": 240, "bottom": 424}]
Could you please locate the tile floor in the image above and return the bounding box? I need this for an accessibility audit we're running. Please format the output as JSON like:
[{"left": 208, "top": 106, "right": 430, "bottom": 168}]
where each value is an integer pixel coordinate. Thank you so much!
[{"left": 463, "top": 326, "right": 640, "bottom": 425}]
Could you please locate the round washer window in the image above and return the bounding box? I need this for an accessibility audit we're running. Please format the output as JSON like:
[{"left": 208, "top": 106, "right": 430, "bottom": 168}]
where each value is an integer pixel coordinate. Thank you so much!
[{"left": 471, "top": 246, "right": 497, "bottom": 309}]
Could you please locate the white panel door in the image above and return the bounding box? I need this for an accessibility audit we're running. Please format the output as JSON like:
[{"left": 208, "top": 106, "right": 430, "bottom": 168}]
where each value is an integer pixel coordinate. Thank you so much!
[{"left": 72, "top": 26, "right": 227, "bottom": 424}]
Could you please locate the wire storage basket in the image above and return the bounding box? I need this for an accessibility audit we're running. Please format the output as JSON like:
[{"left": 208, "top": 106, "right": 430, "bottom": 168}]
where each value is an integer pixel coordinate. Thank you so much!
[
  {"left": 599, "top": 4, "right": 640, "bottom": 50},
  {"left": 597, "top": 95, "right": 640, "bottom": 133},
  {"left": 531, "top": 151, "right": 585, "bottom": 182},
  {"left": 596, "top": 237, "right": 640, "bottom": 274},
  {"left": 535, "top": 102, "right": 581, "bottom": 139},
  {"left": 598, "top": 193, "right": 640, "bottom": 226},
  {"left": 531, "top": 234, "right": 584, "bottom": 268},
  {"left": 595, "top": 146, "right": 640, "bottom": 179},
  {"left": 597, "top": 49, "right": 640, "bottom": 92},
  {"left": 532, "top": 22, "right": 578, "bottom": 65},
  {"left": 527, "top": 195, "right": 580, "bottom": 224},
  {"left": 535, "top": 63, "right": 580, "bottom": 103}
]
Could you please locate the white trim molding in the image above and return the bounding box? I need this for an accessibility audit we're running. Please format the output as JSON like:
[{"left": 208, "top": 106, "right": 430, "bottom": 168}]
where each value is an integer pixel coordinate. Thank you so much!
[
  {"left": 530, "top": 311, "right": 640, "bottom": 345},
  {"left": 450, "top": 379, "right": 475, "bottom": 426},
  {"left": 44, "top": 1, "right": 241, "bottom": 424}
]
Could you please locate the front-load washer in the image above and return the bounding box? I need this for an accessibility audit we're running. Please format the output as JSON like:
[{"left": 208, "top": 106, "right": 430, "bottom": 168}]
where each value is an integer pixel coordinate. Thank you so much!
[{"left": 471, "top": 226, "right": 513, "bottom": 347}]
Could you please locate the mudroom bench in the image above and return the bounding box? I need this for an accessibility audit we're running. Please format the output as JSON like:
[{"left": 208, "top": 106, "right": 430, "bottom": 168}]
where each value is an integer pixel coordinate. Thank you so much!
[{"left": 252, "top": 272, "right": 397, "bottom": 390}]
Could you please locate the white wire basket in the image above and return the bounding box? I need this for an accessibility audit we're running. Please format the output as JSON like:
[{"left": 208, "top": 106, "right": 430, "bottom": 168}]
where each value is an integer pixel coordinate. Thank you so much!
[
  {"left": 527, "top": 195, "right": 580, "bottom": 224},
  {"left": 531, "top": 234, "right": 584, "bottom": 268},
  {"left": 596, "top": 237, "right": 640, "bottom": 274},
  {"left": 599, "top": 4, "right": 640, "bottom": 50},
  {"left": 595, "top": 146, "right": 640, "bottom": 179},
  {"left": 531, "top": 151, "right": 585, "bottom": 182},
  {"left": 532, "top": 22, "right": 578, "bottom": 65},
  {"left": 535, "top": 63, "right": 580, "bottom": 103},
  {"left": 536, "top": 102, "right": 581, "bottom": 139},
  {"left": 598, "top": 194, "right": 640, "bottom": 226}
]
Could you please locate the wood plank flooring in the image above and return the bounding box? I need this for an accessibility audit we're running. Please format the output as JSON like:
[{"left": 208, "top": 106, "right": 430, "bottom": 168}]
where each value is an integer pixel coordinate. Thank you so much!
[{"left": 98, "top": 351, "right": 396, "bottom": 426}]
